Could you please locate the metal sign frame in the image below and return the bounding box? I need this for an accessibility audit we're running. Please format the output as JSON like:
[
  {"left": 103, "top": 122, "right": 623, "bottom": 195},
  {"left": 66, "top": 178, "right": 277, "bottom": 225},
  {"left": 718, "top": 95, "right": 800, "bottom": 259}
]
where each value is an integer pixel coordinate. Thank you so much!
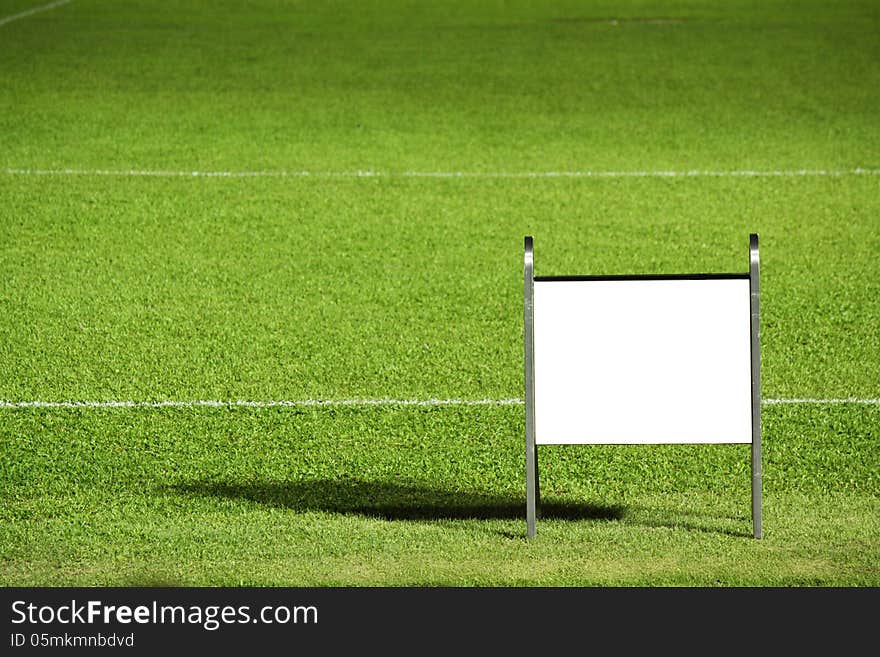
[{"left": 523, "top": 235, "right": 762, "bottom": 539}]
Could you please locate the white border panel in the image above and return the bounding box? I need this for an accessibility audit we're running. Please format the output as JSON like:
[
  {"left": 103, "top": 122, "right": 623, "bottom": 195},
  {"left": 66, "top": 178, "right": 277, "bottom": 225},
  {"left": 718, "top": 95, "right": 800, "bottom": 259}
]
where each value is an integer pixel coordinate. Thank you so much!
[{"left": 533, "top": 279, "right": 752, "bottom": 444}]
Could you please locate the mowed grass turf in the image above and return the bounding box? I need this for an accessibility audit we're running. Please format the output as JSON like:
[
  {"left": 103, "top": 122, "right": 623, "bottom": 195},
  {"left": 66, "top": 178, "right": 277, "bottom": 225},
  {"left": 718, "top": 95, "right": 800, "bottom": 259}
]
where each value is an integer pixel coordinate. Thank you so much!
[
  {"left": 1, "top": 405, "right": 878, "bottom": 585},
  {"left": 1, "top": 0, "right": 879, "bottom": 585}
]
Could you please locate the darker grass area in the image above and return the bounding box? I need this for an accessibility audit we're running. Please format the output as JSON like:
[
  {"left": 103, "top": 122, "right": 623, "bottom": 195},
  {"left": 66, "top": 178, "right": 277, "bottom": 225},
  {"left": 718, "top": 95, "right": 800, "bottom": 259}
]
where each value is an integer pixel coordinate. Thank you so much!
[{"left": 172, "top": 478, "right": 624, "bottom": 523}]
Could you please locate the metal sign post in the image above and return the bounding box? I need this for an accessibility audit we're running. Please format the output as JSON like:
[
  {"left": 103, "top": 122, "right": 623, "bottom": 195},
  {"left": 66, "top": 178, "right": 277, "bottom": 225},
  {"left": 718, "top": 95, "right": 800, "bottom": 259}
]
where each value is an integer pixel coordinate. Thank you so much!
[
  {"left": 749, "top": 234, "right": 763, "bottom": 539},
  {"left": 524, "top": 236, "right": 538, "bottom": 539}
]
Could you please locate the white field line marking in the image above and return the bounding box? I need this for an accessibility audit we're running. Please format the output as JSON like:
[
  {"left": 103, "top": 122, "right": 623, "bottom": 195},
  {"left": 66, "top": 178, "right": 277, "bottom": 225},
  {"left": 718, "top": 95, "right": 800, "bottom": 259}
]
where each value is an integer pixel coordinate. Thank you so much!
[
  {"left": 1, "top": 398, "right": 878, "bottom": 409},
  {"left": 0, "top": 398, "right": 524, "bottom": 409},
  {"left": 0, "top": 0, "right": 72, "bottom": 28},
  {"left": 762, "top": 398, "right": 880, "bottom": 405},
  {"left": 3, "top": 167, "right": 880, "bottom": 179}
]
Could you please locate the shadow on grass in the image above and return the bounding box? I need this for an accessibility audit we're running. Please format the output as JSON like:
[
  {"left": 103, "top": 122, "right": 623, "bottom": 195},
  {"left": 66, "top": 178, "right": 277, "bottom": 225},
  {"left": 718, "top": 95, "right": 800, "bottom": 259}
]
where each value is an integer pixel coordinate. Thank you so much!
[
  {"left": 632, "top": 516, "right": 754, "bottom": 539},
  {"left": 172, "top": 478, "right": 624, "bottom": 522},
  {"left": 171, "top": 479, "right": 753, "bottom": 537}
]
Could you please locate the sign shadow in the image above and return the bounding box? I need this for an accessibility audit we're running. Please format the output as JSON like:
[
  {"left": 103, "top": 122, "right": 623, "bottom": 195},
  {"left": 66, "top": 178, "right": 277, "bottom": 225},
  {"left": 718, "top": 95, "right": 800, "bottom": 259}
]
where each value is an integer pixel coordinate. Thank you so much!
[{"left": 172, "top": 478, "right": 624, "bottom": 522}]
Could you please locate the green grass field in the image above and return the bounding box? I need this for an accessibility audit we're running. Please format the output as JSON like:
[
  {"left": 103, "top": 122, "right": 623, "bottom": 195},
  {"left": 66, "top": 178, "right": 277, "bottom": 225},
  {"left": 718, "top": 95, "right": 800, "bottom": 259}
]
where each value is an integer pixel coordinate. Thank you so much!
[{"left": 1, "top": 0, "right": 878, "bottom": 586}]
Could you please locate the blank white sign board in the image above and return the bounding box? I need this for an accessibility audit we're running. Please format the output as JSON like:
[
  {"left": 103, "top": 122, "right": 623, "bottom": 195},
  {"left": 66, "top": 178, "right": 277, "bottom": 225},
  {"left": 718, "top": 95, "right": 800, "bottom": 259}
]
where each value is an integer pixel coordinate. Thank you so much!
[{"left": 533, "top": 278, "right": 752, "bottom": 444}]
